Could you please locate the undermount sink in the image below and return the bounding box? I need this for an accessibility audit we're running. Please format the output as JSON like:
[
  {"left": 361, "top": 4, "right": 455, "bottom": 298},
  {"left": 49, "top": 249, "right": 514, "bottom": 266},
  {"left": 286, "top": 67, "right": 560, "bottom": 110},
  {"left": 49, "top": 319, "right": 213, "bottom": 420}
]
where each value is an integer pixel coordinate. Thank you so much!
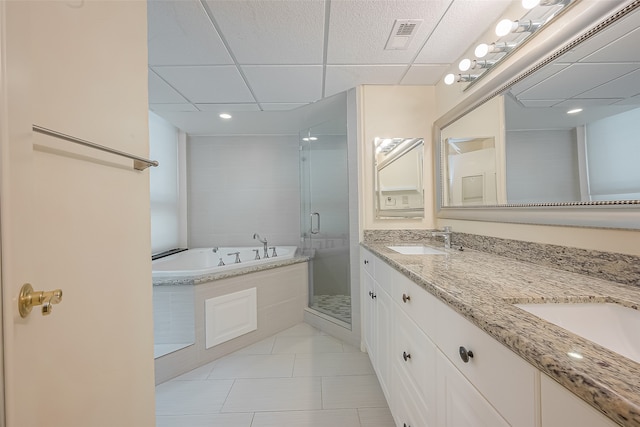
[
  {"left": 387, "top": 245, "right": 446, "bottom": 255},
  {"left": 515, "top": 302, "right": 640, "bottom": 363}
]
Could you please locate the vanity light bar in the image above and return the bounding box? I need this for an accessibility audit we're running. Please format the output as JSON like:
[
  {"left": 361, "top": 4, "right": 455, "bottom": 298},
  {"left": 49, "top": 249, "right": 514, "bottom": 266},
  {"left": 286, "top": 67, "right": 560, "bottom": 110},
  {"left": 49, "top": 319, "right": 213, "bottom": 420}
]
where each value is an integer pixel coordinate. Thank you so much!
[{"left": 443, "top": 0, "right": 575, "bottom": 86}]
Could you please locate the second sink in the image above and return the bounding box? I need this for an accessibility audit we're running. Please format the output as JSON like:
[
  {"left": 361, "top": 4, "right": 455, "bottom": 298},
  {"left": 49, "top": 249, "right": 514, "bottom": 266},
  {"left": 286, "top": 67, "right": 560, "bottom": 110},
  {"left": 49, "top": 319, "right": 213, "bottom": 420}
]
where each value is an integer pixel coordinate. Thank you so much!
[
  {"left": 515, "top": 302, "right": 640, "bottom": 363},
  {"left": 387, "top": 245, "right": 446, "bottom": 255}
]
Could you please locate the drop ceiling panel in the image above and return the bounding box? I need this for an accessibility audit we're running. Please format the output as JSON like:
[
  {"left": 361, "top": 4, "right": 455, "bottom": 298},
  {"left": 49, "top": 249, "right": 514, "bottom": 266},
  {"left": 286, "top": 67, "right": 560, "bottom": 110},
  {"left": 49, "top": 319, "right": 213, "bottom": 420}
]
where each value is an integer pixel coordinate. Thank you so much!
[
  {"left": 242, "top": 65, "right": 323, "bottom": 103},
  {"left": 325, "top": 65, "right": 407, "bottom": 98},
  {"left": 414, "top": 0, "right": 512, "bottom": 64},
  {"left": 509, "top": 63, "right": 569, "bottom": 97},
  {"left": 148, "top": 70, "right": 189, "bottom": 104},
  {"left": 150, "top": 103, "right": 199, "bottom": 112},
  {"left": 195, "top": 103, "right": 261, "bottom": 112},
  {"left": 575, "top": 68, "right": 640, "bottom": 99},
  {"left": 516, "top": 63, "right": 639, "bottom": 101},
  {"left": 518, "top": 99, "right": 564, "bottom": 108},
  {"left": 401, "top": 64, "right": 449, "bottom": 85},
  {"left": 560, "top": 10, "right": 640, "bottom": 63},
  {"left": 147, "top": 0, "right": 232, "bottom": 66},
  {"left": 582, "top": 27, "right": 640, "bottom": 63},
  {"left": 261, "top": 103, "right": 309, "bottom": 111},
  {"left": 206, "top": 0, "right": 325, "bottom": 65},
  {"left": 153, "top": 65, "right": 255, "bottom": 103},
  {"left": 326, "top": 0, "right": 451, "bottom": 64},
  {"left": 553, "top": 98, "right": 623, "bottom": 108}
]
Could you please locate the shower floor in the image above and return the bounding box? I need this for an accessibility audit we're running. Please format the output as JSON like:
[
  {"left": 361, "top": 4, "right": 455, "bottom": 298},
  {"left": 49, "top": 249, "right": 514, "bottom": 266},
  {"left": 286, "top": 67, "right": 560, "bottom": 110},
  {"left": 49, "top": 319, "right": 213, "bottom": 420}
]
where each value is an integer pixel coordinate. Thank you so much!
[{"left": 310, "top": 294, "right": 351, "bottom": 324}]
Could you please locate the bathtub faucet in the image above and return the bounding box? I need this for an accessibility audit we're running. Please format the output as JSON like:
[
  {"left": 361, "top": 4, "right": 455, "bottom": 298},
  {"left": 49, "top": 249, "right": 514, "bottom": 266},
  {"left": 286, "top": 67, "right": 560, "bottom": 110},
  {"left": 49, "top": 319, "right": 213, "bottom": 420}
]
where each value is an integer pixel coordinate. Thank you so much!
[{"left": 253, "top": 233, "right": 269, "bottom": 258}]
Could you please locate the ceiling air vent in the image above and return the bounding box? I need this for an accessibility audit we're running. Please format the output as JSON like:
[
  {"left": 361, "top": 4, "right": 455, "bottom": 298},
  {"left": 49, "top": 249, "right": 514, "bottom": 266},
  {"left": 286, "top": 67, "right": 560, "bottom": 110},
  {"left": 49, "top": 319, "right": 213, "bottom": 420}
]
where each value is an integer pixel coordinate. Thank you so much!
[{"left": 385, "top": 19, "right": 423, "bottom": 50}]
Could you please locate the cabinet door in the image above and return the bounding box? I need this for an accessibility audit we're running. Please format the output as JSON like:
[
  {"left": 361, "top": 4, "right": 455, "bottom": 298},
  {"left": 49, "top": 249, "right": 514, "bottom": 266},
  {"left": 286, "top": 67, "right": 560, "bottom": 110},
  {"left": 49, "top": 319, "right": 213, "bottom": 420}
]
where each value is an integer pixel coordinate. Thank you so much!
[
  {"left": 435, "top": 301, "right": 538, "bottom": 427},
  {"left": 436, "top": 352, "right": 510, "bottom": 427},
  {"left": 362, "top": 268, "right": 377, "bottom": 361},
  {"left": 375, "top": 284, "right": 392, "bottom": 398},
  {"left": 541, "top": 374, "right": 617, "bottom": 427}
]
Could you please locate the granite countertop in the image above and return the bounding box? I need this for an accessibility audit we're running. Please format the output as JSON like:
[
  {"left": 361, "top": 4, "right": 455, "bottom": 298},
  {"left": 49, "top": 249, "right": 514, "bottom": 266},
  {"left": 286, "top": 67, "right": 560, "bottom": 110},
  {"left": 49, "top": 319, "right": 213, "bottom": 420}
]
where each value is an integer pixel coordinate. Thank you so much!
[
  {"left": 152, "top": 256, "right": 309, "bottom": 286},
  {"left": 362, "top": 241, "right": 640, "bottom": 427}
]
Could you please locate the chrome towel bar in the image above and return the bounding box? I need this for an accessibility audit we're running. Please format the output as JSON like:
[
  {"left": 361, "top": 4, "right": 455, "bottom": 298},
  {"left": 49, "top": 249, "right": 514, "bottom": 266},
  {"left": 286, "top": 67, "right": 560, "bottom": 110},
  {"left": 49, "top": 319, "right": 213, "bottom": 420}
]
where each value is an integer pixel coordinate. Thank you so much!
[{"left": 32, "top": 124, "right": 159, "bottom": 171}]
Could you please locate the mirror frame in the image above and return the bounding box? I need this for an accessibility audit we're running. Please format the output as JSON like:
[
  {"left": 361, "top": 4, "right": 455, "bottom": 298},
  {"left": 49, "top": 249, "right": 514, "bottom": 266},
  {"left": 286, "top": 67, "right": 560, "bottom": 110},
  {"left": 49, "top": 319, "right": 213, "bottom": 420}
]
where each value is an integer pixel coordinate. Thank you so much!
[
  {"left": 374, "top": 138, "right": 425, "bottom": 219},
  {"left": 435, "top": 0, "right": 640, "bottom": 230}
]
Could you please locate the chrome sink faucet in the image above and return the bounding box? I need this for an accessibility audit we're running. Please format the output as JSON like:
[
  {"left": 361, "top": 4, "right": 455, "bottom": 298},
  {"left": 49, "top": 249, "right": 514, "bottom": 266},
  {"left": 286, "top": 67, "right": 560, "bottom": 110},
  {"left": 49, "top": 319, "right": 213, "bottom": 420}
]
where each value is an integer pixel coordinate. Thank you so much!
[
  {"left": 253, "top": 233, "right": 269, "bottom": 258},
  {"left": 431, "top": 226, "right": 452, "bottom": 249}
]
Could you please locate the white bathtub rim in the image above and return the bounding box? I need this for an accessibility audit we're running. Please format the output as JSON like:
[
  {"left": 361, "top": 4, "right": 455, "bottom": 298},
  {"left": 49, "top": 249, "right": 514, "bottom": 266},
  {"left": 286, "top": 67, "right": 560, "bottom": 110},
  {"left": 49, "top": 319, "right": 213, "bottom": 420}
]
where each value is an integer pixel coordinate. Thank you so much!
[{"left": 152, "top": 246, "right": 299, "bottom": 284}]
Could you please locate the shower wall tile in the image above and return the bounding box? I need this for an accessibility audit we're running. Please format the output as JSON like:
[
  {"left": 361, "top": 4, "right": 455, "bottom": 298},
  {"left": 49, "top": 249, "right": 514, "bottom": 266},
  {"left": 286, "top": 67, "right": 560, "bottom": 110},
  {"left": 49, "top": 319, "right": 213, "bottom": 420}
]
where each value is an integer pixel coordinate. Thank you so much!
[{"left": 188, "top": 135, "right": 301, "bottom": 248}]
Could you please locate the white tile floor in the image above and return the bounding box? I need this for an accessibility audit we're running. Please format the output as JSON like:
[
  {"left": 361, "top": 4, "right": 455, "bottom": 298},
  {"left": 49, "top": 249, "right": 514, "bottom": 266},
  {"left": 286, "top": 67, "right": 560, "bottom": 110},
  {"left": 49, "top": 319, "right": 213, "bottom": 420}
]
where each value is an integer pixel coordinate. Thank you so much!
[{"left": 156, "top": 322, "right": 395, "bottom": 427}]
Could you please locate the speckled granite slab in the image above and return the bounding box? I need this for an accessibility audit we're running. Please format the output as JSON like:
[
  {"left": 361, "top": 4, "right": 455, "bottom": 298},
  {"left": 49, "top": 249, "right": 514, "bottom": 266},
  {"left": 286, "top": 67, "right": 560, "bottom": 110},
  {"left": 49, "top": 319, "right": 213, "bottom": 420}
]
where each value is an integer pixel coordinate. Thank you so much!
[
  {"left": 152, "top": 256, "right": 309, "bottom": 286},
  {"left": 363, "top": 229, "right": 640, "bottom": 286},
  {"left": 362, "top": 238, "right": 640, "bottom": 426}
]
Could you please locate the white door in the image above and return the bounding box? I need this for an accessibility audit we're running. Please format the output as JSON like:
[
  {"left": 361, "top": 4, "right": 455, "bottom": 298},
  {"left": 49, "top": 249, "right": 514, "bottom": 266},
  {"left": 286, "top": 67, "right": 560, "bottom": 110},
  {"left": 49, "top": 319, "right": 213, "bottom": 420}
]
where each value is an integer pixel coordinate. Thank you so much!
[{"left": 0, "top": 2, "right": 155, "bottom": 426}]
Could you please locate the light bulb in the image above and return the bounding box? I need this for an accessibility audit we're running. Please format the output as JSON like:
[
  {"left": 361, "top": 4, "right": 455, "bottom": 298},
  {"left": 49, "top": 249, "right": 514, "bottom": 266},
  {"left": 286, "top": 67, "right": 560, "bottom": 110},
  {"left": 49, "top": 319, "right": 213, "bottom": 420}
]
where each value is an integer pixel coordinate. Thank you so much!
[
  {"left": 444, "top": 73, "right": 456, "bottom": 85},
  {"left": 496, "top": 19, "right": 516, "bottom": 37},
  {"left": 522, "top": 0, "right": 540, "bottom": 9},
  {"left": 458, "top": 59, "right": 472, "bottom": 72},
  {"left": 475, "top": 43, "right": 489, "bottom": 58}
]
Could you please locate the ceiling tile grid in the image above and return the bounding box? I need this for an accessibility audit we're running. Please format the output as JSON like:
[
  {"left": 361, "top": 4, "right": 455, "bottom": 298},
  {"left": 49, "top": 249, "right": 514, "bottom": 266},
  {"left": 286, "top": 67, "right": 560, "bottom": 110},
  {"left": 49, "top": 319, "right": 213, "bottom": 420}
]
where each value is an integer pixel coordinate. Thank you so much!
[{"left": 147, "top": 0, "right": 517, "bottom": 126}]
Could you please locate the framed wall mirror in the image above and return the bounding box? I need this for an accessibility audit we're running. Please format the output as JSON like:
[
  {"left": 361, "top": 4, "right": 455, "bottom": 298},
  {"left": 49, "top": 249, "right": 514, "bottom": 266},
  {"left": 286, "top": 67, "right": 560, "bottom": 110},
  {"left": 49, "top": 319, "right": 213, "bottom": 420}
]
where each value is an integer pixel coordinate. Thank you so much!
[
  {"left": 374, "top": 137, "right": 425, "bottom": 218},
  {"left": 436, "top": 1, "right": 640, "bottom": 229}
]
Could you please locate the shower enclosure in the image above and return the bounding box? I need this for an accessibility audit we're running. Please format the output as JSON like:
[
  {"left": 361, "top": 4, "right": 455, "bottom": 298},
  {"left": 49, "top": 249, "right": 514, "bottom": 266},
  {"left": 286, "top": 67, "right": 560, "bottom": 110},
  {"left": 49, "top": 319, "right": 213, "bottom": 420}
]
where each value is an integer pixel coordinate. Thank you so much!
[{"left": 299, "top": 98, "right": 352, "bottom": 326}]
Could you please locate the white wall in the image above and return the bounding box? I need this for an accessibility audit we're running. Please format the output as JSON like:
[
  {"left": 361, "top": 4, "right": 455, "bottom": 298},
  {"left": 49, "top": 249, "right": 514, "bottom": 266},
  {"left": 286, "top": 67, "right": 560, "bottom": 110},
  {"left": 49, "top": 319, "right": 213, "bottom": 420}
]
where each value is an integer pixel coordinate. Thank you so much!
[
  {"left": 360, "top": 85, "right": 437, "bottom": 231},
  {"left": 187, "top": 135, "right": 300, "bottom": 247},
  {"left": 586, "top": 108, "right": 640, "bottom": 200},
  {"left": 149, "top": 111, "right": 187, "bottom": 253},
  {"left": 506, "top": 129, "right": 580, "bottom": 203}
]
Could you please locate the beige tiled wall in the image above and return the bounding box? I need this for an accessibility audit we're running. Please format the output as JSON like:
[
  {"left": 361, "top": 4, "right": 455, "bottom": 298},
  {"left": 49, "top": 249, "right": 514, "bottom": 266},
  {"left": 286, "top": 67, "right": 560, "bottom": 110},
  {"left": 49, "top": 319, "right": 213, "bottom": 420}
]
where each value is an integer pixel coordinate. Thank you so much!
[{"left": 155, "top": 262, "right": 308, "bottom": 384}]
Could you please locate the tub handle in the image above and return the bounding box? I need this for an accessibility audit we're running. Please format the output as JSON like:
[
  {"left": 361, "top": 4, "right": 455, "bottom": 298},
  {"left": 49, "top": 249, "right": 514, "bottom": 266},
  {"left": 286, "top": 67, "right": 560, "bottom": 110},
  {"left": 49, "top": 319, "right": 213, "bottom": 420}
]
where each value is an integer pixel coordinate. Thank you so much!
[
  {"left": 253, "top": 249, "right": 260, "bottom": 260},
  {"left": 311, "top": 212, "right": 320, "bottom": 234},
  {"left": 228, "top": 252, "right": 241, "bottom": 263},
  {"left": 269, "top": 246, "right": 277, "bottom": 257}
]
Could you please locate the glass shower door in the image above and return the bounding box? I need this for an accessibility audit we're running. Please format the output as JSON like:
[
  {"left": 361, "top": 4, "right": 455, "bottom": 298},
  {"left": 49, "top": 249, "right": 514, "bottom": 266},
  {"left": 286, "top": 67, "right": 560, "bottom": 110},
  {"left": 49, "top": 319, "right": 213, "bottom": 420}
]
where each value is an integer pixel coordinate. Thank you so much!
[{"left": 300, "top": 117, "right": 351, "bottom": 326}]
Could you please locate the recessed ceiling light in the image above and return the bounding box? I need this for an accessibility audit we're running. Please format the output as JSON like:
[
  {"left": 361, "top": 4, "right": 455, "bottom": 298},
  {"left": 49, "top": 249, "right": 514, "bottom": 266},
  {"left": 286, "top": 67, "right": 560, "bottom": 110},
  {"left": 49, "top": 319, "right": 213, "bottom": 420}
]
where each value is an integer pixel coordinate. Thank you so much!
[
  {"left": 309, "top": 137, "right": 318, "bottom": 141},
  {"left": 567, "top": 108, "right": 583, "bottom": 114},
  {"left": 219, "top": 113, "right": 232, "bottom": 119}
]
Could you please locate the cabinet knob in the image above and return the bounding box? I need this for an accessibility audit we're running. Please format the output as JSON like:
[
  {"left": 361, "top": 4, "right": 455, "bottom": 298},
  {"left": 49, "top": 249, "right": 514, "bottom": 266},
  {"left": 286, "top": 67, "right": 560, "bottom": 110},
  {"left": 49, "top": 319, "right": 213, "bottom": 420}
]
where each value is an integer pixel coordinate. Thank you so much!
[
  {"left": 368, "top": 291, "right": 373, "bottom": 297},
  {"left": 402, "top": 351, "right": 411, "bottom": 361},
  {"left": 402, "top": 293, "right": 411, "bottom": 303},
  {"left": 364, "top": 259, "right": 369, "bottom": 265},
  {"left": 459, "top": 346, "right": 474, "bottom": 363},
  {"left": 371, "top": 293, "right": 376, "bottom": 299}
]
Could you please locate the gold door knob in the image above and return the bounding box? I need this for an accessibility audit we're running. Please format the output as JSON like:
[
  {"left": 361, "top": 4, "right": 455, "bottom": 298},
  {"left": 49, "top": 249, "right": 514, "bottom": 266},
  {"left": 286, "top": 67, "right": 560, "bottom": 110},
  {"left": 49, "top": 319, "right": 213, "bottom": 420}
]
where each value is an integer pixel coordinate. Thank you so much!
[{"left": 18, "top": 283, "right": 63, "bottom": 318}]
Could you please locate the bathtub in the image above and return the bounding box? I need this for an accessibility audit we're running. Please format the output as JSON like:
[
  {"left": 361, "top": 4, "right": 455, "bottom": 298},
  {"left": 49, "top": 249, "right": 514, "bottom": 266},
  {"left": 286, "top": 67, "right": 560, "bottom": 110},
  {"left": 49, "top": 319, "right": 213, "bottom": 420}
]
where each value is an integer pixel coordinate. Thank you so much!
[{"left": 152, "top": 246, "right": 298, "bottom": 280}]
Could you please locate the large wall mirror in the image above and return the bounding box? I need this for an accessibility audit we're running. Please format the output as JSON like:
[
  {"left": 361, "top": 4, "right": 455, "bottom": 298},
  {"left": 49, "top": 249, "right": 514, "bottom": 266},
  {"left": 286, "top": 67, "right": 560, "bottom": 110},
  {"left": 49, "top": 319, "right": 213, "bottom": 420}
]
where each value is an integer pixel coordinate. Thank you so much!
[
  {"left": 436, "top": 1, "right": 640, "bottom": 229},
  {"left": 374, "top": 137, "right": 425, "bottom": 218}
]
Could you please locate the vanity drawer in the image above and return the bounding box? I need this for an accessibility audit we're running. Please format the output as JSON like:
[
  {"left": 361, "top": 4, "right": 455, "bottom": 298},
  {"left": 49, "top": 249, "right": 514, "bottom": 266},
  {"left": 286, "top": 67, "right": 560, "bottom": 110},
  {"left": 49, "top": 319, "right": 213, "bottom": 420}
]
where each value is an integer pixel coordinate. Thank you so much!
[
  {"left": 435, "top": 301, "right": 538, "bottom": 427},
  {"left": 394, "top": 306, "right": 437, "bottom": 407},
  {"left": 392, "top": 269, "right": 437, "bottom": 337}
]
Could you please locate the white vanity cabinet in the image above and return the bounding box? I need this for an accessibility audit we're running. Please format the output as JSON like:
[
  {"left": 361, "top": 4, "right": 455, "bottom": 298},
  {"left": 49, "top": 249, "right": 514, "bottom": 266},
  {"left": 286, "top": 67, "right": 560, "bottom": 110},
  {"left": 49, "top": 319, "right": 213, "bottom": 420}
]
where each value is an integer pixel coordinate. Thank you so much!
[
  {"left": 361, "top": 249, "right": 393, "bottom": 398},
  {"left": 541, "top": 374, "right": 617, "bottom": 427},
  {"left": 436, "top": 350, "right": 510, "bottom": 427},
  {"left": 435, "top": 302, "right": 539, "bottom": 427},
  {"left": 360, "top": 248, "right": 561, "bottom": 427}
]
